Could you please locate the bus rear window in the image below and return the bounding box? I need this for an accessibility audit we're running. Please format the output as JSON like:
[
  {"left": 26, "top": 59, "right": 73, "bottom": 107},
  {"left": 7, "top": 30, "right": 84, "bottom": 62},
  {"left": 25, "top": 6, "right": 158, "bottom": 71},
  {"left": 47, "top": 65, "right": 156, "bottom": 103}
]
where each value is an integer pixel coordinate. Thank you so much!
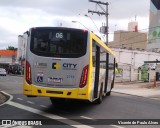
[{"left": 30, "top": 28, "right": 88, "bottom": 58}]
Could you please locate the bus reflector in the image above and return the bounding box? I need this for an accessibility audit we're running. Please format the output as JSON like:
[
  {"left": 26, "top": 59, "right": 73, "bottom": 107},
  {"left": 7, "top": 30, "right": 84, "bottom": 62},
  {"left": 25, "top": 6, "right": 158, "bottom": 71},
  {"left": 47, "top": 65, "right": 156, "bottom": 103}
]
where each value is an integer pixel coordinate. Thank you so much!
[
  {"left": 79, "top": 65, "right": 89, "bottom": 88},
  {"left": 26, "top": 61, "right": 32, "bottom": 85},
  {"left": 83, "top": 29, "right": 87, "bottom": 32}
]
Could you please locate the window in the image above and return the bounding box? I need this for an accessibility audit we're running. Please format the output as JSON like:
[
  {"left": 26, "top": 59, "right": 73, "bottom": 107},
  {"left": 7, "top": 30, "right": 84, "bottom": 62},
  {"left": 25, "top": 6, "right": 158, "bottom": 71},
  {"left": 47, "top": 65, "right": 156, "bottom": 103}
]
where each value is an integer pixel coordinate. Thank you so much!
[{"left": 30, "top": 28, "right": 88, "bottom": 58}]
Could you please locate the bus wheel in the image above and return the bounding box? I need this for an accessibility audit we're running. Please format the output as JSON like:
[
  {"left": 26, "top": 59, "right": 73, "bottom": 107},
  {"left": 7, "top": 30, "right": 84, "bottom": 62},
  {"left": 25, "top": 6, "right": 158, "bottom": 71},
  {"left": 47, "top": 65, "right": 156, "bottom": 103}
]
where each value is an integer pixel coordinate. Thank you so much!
[
  {"left": 95, "top": 86, "right": 103, "bottom": 104},
  {"left": 50, "top": 97, "right": 65, "bottom": 104},
  {"left": 106, "top": 91, "right": 111, "bottom": 96}
]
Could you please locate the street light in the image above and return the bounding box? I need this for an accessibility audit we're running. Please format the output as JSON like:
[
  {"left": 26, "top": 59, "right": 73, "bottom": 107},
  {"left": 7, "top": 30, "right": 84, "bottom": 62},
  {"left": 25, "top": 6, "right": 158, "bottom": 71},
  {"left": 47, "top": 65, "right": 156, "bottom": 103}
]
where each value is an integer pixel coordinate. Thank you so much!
[{"left": 72, "top": 21, "right": 89, "bottom": 30}]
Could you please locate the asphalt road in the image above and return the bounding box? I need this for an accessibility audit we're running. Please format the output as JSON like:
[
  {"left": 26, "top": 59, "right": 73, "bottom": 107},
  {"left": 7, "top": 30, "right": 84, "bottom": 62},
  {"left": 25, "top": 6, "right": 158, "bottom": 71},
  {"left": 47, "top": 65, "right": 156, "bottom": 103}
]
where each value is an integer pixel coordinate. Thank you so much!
[{"left": 0, "top": 75, "right": 160, "bottom": 128}]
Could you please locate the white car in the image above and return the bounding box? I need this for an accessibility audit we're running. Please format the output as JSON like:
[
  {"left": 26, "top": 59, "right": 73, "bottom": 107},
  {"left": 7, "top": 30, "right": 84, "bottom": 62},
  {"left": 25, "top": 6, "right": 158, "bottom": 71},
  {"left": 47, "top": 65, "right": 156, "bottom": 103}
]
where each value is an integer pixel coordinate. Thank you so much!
[{"left": 0, "top": 68, "right": 7, "bottom": 76}]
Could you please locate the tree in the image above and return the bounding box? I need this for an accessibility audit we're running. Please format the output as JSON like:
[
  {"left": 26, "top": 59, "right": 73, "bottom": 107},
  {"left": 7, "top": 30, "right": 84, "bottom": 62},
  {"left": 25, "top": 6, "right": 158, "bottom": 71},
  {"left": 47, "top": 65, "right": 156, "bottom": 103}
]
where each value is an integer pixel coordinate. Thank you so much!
[{"left": 6, "top": 46, "right": 17, "bottom": 51}]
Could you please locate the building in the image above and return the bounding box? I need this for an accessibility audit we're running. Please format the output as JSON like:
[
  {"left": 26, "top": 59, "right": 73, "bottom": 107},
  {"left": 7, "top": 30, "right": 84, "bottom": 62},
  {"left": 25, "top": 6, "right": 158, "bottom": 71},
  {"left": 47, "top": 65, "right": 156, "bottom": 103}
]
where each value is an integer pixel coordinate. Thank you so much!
[
  {"left": 109, "top": 21, "right": 147, "bottom": 50},
  {"left": 128, "top": 21, "right": 138, "bottom": 32},
  {"left": 112, "top": 48, "right": 160, "bottom": 82},
  {"left": 109, "top": 30, "right": 148, "bottom": 50},
  {"left": 17, "top": 32, "right": 28, "bottom": 67},
  {"left": 17, "top": 35, "right": 23, "bottom": 61},
  {"left": 0, "top": 50, "right": 17, "bottom": 68},
  {"left": 148, "top": 0, "right": 160, "bottom": 49},
  {"left": 17, "top": 33, "right": 27, "bottom": 62}
]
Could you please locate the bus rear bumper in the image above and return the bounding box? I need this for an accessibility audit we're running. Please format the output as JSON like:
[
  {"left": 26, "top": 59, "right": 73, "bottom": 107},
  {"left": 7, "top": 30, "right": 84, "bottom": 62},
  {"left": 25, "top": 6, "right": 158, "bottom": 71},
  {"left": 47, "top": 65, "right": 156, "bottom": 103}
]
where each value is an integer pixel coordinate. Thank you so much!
[{"left": 23, "top": 82, "right": 91, "bottom": 101}]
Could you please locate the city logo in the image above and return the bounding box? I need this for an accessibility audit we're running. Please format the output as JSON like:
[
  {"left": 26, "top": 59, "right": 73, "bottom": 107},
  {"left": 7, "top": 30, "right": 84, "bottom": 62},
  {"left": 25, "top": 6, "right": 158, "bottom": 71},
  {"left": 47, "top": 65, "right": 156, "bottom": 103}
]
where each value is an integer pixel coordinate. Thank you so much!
[
  {"left": 52, "top": 63, "right": 60, "bottom": 70},
  {"left": 63, "top": 63, "right": 77, "bottom": 70}
]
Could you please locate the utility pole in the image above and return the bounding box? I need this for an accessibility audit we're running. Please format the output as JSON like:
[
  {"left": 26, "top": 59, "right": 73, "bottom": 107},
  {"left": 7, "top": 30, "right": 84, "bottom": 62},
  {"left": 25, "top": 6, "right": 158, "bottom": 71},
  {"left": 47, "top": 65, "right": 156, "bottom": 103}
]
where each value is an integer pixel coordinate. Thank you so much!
[{"left": 88, "top": 0, "right": 109, "bottom": 45}]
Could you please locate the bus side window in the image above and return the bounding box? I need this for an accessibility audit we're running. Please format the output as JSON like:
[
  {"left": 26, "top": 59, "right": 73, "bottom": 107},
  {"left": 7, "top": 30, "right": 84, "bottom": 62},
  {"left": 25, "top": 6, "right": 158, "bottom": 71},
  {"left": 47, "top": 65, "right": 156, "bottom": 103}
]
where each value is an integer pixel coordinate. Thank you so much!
[
  {"left": 93, "top": 56, "right": 96, "bottom": 67},
  {"left": 92, "top": 40, "right": 96, "bottom": 67}
]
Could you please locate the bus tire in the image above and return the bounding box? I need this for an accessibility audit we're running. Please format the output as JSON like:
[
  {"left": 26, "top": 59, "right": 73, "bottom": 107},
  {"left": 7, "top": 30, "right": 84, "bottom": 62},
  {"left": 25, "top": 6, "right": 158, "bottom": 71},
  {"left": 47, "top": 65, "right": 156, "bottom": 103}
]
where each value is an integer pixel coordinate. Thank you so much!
[
  {"left": 106, "top": 91, "right": 111, "bottom": 96},
  {"left": 50, "top": 97, "right": 65, "bottom": 104}
]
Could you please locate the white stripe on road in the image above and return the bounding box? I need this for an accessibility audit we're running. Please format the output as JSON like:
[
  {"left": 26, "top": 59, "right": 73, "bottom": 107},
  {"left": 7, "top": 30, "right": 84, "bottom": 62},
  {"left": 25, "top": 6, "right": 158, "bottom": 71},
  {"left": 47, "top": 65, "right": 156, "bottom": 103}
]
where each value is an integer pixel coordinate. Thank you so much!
[
  {"left": 71, "top": 125, "right": 94, "bottom": 128},
  {"left": 17, "top": 98, "right": 23, "bottom": 101},
  {"left": 80, "top": 116, "right": 94, "bottom": 120},
  {"left": 40, "top": 105, "right": 47, "bottom": 108},
  {"left": 111, "top": 125, "right": 125, "bottom": 128},
  {"left": 7, "top": 101, "right": 93, "bottom": 128},
  {"left": 27, "top": 101, "right": 34, "bottom": 104},
  {"left": 14, "top": 126, "right": 32, "bottom": 128}
]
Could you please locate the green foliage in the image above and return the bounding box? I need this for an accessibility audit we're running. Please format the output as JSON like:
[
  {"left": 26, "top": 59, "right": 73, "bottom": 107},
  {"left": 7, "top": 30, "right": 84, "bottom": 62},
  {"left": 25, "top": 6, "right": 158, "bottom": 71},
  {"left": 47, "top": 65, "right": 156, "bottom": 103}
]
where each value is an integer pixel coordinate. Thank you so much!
[
  {"left": 6, "top": 46, "right": 17, "bottom": 51},
  {"left": 116, "top": 68, "right": 123, "bottom": 75},
  {"left": 141, "top": 66, "right": 149, "bottom": 81}
]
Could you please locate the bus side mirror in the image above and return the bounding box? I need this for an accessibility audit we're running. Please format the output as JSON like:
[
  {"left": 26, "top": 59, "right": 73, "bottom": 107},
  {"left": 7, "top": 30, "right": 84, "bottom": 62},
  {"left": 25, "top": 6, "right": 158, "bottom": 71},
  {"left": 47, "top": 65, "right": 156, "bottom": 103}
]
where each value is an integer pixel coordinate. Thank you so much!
[{"left": 25, "top": 31, "right": 30, "bottom": 36}]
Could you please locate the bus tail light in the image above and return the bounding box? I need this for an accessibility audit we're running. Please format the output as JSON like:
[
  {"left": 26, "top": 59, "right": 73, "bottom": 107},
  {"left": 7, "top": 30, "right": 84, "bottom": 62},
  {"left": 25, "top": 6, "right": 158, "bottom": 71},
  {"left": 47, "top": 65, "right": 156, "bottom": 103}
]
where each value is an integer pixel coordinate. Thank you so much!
[
  {"left": 79, "top": 65, "right": 89, "bottom": 88},
  {"left": 26, "top": 61, "right": 32, "bottom": 85}
]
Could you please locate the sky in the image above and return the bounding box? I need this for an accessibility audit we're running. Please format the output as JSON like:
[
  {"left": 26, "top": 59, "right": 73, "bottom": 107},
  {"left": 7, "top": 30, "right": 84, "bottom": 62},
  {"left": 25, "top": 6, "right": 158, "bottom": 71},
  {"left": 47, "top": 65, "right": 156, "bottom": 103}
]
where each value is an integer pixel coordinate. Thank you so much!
[{"left": 0, "top": 0, "right": 150, "bottom": 49}]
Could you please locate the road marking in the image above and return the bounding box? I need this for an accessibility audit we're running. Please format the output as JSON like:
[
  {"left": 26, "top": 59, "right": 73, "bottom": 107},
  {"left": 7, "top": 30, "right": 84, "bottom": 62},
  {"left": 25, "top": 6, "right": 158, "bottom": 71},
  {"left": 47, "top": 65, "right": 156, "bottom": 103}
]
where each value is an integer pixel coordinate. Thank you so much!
[
  {"left": 80, "top": 116, "right": 94, "bottom": 120},
  {"left": 17, "top": 98, "right": 23, "bottom": 101},
  {"left": 26, "top": 101, "right": 34, "bottom": 104},
  {"left": 71, "top": 125, "right": 93, "bottom": 128},
  {"left": 14, "top": 126, "right": 32, "bottom": 128},
  {"left": 7, "top": 101, "right": 93, "bottom": 128},
  {"left": 150, "top": 97, "right": 160, "bottom": 100},
  {"left": 111, "top": 125, "right": 125, "bottom": 128},
  {"left": 40, "top": 105, "right": 47, "bottom": 108}
]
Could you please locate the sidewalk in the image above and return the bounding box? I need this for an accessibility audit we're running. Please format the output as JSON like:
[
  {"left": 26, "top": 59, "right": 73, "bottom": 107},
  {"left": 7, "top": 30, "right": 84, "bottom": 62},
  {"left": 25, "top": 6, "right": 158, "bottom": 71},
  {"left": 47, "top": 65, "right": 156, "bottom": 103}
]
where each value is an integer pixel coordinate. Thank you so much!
[
  {"left": 0, "top": 92, "right": 9, "bottom": 105},
  {"left": 113, "top": 81, "right": 160, "bottom": 98}
]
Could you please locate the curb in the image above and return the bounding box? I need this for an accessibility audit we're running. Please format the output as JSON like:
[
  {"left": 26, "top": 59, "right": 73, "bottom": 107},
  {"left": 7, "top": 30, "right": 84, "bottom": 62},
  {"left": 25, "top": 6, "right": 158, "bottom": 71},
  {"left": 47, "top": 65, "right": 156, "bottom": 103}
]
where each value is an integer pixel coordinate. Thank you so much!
[
  {"left": 0, "top": 91, "right": 13, "bottom": 106},
  {"left": 115, "top": 82, "right": 160, "bottom": 89},
  {"left": 112, "top": 91, "right": 153, "bottom": 99}
]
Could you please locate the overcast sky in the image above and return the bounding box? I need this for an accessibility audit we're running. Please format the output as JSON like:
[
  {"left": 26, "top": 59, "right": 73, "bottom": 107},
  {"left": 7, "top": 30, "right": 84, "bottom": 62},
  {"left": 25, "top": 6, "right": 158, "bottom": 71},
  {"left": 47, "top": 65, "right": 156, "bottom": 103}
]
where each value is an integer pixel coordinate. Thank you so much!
[{"left": 0, "top": 0, "right": 150, "bottom": 49}]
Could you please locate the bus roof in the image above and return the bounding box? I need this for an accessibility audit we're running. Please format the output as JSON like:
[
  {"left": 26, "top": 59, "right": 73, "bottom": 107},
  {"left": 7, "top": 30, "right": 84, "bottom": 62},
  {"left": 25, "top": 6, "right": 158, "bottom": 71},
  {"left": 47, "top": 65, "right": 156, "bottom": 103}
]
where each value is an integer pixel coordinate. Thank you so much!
[
  {"left": 90, "top": 32, "right": 116, "bottom": 56},
  {"left": 28, "top": 27, "right": 115, "bottom": 56}
]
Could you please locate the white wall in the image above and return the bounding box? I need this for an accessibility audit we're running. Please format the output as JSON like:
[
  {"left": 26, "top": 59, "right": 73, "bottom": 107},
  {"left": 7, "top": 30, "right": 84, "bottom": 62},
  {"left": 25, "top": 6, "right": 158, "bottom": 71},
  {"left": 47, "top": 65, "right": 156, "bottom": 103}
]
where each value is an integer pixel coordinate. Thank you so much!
[
  {"left": 134, "top": 53, "right": 148, "bottom": 68},
  {"left": 113, "top": 48, "right": 160, "bottom": 69},
  {"left": 113, "top": 48, "right": 159, "bottom": 81}
]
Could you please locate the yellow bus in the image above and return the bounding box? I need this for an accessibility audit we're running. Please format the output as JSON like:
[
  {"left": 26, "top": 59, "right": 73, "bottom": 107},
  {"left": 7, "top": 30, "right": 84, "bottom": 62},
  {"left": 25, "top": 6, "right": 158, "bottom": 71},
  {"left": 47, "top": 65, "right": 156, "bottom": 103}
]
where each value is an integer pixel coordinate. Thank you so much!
[{"left": 23, "top": 27, "right": 116, "bottom": 104}]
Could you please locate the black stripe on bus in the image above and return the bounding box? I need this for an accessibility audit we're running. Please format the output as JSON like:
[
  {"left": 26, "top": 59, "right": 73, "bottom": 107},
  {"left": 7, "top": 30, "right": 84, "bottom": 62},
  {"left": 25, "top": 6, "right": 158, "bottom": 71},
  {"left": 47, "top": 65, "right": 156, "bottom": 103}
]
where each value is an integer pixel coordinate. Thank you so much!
[
  {"left": 104, "top": 53, "right": 109, "bottom": 93},
  {"left": 94, "top": 46, "right": 100, "bottom": 99}
]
